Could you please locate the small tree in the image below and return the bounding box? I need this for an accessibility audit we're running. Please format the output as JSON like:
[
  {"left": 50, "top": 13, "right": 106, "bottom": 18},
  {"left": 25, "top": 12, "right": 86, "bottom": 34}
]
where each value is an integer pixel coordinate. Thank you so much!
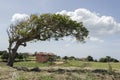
[
  {"left": 86, "top": 56, "right": 94, "bottom": 61},
  {"left": 69, "top": 56, "right": 76, "bottom": 60},
  {"left": 7, "top": 14, "right": 89, "bottom": 66},
  {"left": 63, "top": 56, "right": 69, "bottom": 61}
]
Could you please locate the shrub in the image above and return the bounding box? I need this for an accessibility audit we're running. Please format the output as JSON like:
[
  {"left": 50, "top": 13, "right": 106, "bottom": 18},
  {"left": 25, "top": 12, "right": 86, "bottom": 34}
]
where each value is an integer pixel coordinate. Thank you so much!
[
  {"left": 99, "top": 58, "right": 107, "bottom": 62},
  {"left": 16, "top": 53, "right": 29, "bottom": 61},
  {"left": 1, "top": 51, "right": 9, "bottom": 61},
  {"left": 0, "top": 50, "right": 7, "bottom": 55},
  {"left": 99, "top": 56, "right": 119, "bottom": 62},
  {"left": 16, "top": 53, "right": 24, "bottom": 61}
]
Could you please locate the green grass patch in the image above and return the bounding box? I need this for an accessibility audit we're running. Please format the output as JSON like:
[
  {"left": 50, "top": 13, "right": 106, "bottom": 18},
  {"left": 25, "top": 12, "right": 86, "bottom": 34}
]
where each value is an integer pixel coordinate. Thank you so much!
[
  {"left": 12, "top": 60, "right": 120, "bottom": 69},
  {"left": 14, "top": 61, "right": 51, "bottom": 67}
]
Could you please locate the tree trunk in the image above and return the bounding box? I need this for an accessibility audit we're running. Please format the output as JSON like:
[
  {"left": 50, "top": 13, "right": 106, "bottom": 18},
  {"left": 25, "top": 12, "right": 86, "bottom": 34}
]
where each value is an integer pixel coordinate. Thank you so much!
[
  {"left": 7, "top": 54, "right": 15, "bottom": 67},
  {"left": 7, "top": 49, "right": 17, "bottom": 67},
  {"left": 7, "top": 42, "right": 20, "bottom": 67}
]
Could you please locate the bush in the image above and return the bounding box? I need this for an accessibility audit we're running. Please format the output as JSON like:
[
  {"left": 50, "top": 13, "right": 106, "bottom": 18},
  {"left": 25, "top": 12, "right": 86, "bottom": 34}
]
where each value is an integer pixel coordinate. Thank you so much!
[
  {"left": 99, "top": 56, "right": 119, "bottom": 62},
  {"left": 0, "top": 50, "right": 7, "bottom": 55},
  {"left": 16, "top": 53, "right": 29, "bottom": 61},
  {"left": 22, "top": 53, "right": 29, "bottom": 61},
  {"left": 16, "top": 53, "right": 24, "bottom": 61},
  {"left": 99, "top": 58, "right": 108, "bottom": 62},
  {"left": 1, "top": 51, "right": 9, "bottom": 61}
]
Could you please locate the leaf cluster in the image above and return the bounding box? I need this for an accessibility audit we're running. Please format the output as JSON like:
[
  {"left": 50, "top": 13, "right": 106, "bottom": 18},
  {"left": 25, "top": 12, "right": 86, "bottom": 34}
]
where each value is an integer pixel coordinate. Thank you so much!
[{"left": 7, "top": 13, "right": 88, "bottom": 45}]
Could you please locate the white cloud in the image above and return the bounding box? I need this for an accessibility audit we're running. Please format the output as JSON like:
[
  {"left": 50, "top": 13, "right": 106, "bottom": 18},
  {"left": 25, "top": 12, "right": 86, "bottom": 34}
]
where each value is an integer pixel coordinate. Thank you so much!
[
  {"left": 89, "top": 37, "right": 104, "bottom": 43},
  {"left": 11, "top": 10, "right": 120, "bottom": 43},
  {"left": 63, "top": 37, "right": 76, "bottom": 43},
  {"left": 56, "top": 8, "right": 120, "bottom": 37},
  {"left": 65, "top": 44, "right": 71, "bottom": 47},
  {"left": 62, "top": 37, "right": 77, "bottom": 47},
  {"left": 11, "top": 13, "right": 29, "bottom": 22}
]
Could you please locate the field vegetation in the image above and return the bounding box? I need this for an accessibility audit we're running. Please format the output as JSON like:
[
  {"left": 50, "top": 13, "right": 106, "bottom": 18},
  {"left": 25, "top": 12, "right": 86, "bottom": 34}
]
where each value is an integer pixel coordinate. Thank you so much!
[{"left": 0, "top": 51, "right": 120, "bottom": 80}]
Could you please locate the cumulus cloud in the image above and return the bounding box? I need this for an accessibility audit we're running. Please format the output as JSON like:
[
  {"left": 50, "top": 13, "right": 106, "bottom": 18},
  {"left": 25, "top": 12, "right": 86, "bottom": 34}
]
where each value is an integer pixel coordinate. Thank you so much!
[
  {"left": 56, "top": 8, "right": 120, "bottom": 37},
  {"left": 11, "top": 13, "right": 29, "bottom": 22},
  {"left": 11, "top": 10, "right": 120, "bottom": 43}
]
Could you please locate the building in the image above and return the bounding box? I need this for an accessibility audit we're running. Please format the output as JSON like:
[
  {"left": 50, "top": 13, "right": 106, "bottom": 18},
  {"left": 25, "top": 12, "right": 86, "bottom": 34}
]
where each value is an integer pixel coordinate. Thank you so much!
[{"left": 36, "top": 52, "right": 55, "bottom": 62}]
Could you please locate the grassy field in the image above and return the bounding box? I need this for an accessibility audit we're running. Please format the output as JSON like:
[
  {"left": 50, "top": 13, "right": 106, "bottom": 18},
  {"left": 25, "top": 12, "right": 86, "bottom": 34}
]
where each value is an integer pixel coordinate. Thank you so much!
[
  {"left": 0, "top": 61, "right": 120, "bottom": 80},
  {"left": 0, "top": 55, "right": 119, "bottom": 70},
  {"left": 14, "top": 60, "right": 120, "bottom": 70},
  {"left": 1, "top": 56, "right": 120, "bottom": 80}
]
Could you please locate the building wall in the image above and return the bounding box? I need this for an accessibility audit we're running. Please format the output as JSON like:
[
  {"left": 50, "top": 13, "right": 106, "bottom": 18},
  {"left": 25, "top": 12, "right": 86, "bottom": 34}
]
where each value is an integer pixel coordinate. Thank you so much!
[{"left": 36, "top": 52, "right": 55, "bottom": 62}]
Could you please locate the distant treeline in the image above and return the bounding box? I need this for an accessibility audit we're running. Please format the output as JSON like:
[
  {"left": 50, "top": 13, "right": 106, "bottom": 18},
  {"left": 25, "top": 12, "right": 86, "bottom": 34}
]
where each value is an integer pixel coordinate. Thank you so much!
[
  {"left": 0, "top": 50, "right": 29, "bottom": 62},
  {"left": 0, "top": 50, "right": 119, "bottom": 62},
  {"left": 62, "top": 55, "right": 119, "bottom": 62}
]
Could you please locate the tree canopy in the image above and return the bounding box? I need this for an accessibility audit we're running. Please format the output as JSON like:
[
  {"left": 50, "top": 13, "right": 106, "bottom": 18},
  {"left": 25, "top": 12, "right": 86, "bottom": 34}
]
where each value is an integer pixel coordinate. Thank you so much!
[{"left": 7, "top": 13, "right": 89, "bottom": 66}]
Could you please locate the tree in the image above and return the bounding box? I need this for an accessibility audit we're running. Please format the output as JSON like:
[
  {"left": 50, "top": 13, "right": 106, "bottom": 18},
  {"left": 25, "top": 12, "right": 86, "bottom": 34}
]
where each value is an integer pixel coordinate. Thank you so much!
[
  {"left": 69, "top": 56, "right": 76, "bottom": 60},
  {"left": 7, "top": 14, "right": 89, "bottom": 67},
  {"left": 99, "top": 57, "right": 107, "bottom": 62},
  {"left": 1, "top": 51, "right": 9, "bottom": 61},
  {"left": 63, "top": 56, "right": 69, "bottom": 61},
  {"left": 99, "top": 56, "right": 119, "bottom": 62},
  {"left": 86, "top": 56, "right": 94, "bottom": 61}
]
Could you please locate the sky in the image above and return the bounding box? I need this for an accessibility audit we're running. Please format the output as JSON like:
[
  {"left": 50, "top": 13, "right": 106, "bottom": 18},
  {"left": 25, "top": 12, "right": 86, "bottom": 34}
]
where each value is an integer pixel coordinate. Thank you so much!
[{"left": 0, "top": 0, "right": 120, "bottom": 59}]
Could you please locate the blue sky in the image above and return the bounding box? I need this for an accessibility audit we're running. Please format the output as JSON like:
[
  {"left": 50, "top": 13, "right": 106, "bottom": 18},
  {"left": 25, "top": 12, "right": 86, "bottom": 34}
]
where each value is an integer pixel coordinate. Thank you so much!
[{"left": 0, "top": 0, "right": 120, "bottom": 59}]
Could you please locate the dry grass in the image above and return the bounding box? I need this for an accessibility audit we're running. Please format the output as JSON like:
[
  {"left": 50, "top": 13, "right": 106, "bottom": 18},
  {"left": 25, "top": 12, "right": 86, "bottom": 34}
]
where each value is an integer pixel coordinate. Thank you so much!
[
  {"left": 1, "top": 61, "right": 120, "bottom": 80},
  {"left": 0, "top": 64, "right": 120, "bottom": 80}
]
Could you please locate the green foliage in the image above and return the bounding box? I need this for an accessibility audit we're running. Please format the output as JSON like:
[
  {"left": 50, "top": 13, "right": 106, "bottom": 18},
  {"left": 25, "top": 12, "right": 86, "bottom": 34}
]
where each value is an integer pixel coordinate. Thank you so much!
[
  {"left": 99, "top": 56, "right": 119, "bottom": 62},
  {"left": 69, "top": 56, "right": 77, "bottom": 60},
  {"left": 8, "top": 14, "right": 88, "bottom": 43},
  {"left": 7, "top": 13, "right": 89, "bottom": 66},
  {"left": 16, "top": 53, "right": 29, "bottom": 61},
  {"left": 0, "top": 50, "right": 7, "bottom": 55},
  {"left": 48, "top": 55, "right": 56, "bottom": 65},
  {"left": 63, "top": 56, "right": 78, "bottom": 61},
  {"left": 21, "top": 53, "right": 29, "bottom": 61},
  {"left": 86, "top": 56, "right": 94, "bottom": 62},
  {"left": 99, "top": 58, "right": 107, "bottom": 62},
  {"left": 63, "top": 56, "right": 69, "bottom": 61},
  {"left": 16, "top": 53, "right": 24, "bottom": 61},
  {"left": 1, "top": 51, "right": 9, "bottom": 61}
]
